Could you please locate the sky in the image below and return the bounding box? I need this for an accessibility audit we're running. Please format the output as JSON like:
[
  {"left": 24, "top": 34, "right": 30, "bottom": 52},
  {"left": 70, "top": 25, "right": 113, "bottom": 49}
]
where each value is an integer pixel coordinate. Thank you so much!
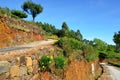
[{"left": 0, "top": 0, "right": 120, "bottom": 45}]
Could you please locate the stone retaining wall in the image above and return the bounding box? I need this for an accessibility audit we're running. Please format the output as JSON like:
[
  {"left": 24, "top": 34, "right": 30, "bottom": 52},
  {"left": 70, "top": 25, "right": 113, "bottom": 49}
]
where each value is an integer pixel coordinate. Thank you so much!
[{"left": 0, "top": 45, "right": 56, "bottom": 80}]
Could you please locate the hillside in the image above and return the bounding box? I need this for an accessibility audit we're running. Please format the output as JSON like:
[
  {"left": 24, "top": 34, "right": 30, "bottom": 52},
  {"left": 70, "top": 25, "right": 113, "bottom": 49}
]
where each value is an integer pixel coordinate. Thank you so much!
[
  {"left": 0, "top": 16, "right": 44, "bottom": 48},
  {"left": 0, "top": 2, "right": 120, "bottom": 80}
]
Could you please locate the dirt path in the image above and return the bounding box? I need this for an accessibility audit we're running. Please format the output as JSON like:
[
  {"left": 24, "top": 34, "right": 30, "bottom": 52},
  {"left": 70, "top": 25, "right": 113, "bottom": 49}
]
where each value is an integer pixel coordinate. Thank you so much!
[
  {"left": 0, "top": 39, "right": 56, "bottom": 53},
  {"left": 106, "top": 64, "right": 120, "bottom": 80},
  {"left": 101, "top": 63, "right": 120, "bottom": 80},
  {"left": 0, "top": 39, "right": 57, "bottom": 61}
]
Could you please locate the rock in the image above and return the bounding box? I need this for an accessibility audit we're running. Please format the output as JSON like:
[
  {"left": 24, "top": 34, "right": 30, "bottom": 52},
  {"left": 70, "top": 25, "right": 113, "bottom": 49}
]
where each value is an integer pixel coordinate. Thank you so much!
[
  {"left": 31, "top": 55, "right": 35, "bottom": 60},
  {"left": 32, "top": 60, "right": 38, "bottom": 66},
  {"left": 20, "top": 56, "right": 25, "bottom": 66},
  {"left": 20, "top": 66, "right": 27, "bottom": 76},
  {"left": 33, "top": 65, "right": 39, "bottom": 74},
  {"left": 10, "top": 65, "right": 20, "bottom": 78},
  {"left": 11, "top": 60, "right": 16, "bottom": 66},
  {"left": 25, "top": 57, "right": 32, "bottom": 67},
  {"left": 0, "top": 61, "right": 10, "bottom": 74},
  {"left": 0, "top": 73, "right": 8, "bottom": 80},
  {"left": 16, "top": 57, "right": 20, "bottom": 65}
]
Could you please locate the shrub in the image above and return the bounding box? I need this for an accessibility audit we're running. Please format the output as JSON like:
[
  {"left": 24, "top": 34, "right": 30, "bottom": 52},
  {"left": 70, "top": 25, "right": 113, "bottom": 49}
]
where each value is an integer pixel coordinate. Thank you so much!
[
  {"left": 81, "top": 44, "right": 98, "bottom": 61},
  {"left": 99, "top": 52, "right": 107, "bottom": 60},
  {"left": 108, "top": 62, "right": 120, "bottom": 67},
  {"left": 0, "top": 7, "right": 10, "bottom": 16},
  {"left": 39, "top": 55, "right": 53, "bottom": 71},
  {"left": 11, "top": 10, "right": 27, "bottom": 18},
  {"left": 54, "top": 55, "right": 66, "bottom": 69},
  {"left": 56, "top": 37, "right": 83, "bottom": 57}
]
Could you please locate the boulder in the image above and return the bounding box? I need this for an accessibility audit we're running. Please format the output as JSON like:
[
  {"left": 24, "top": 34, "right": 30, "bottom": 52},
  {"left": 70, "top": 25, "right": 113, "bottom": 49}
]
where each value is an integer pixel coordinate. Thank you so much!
[
  {"left": 25, "top": 57, "right": 32, "bottom": 67},
  {"left": 20, "top": 66, "right": 27, "bottom": 76},
  {"left": 0, "top": 61, "right": 10, "bottom": 74},
  {"left": 10, "top": 65, "right": 20, "bottom": 78}
]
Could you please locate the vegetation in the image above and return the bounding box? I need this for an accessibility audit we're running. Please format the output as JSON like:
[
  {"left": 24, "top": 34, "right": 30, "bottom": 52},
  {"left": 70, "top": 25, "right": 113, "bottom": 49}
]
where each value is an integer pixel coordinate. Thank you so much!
[
  {"left": 0, "top": 7, "right": 10, "bottom": 16},
  {"left": 1, "top": 2, "right": 120, "bottom": 78},
  {"left": 108, "top": 62, "right": 120, "bottom": 67},
  {"left": 22, "top": 1, "right": 43, "bottom": 21},
  {"left": 54, "top": 54, "right": 66, "bottom": 69},
  {"left": 11, "top": 10, "right": 27, "bottom": 18},
  {"left": 39, "top": 55, "right": 53, "bottom": 71},
  {"left": 113, "top": 31, "right": 120, "bottom": 52}
]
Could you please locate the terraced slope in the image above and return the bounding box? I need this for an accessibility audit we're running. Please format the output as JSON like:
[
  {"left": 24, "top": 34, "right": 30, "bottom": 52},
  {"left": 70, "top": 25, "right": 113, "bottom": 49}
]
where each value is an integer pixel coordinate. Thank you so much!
[{"left": 0, "top": 16, "right": 44, "bottom": 48}]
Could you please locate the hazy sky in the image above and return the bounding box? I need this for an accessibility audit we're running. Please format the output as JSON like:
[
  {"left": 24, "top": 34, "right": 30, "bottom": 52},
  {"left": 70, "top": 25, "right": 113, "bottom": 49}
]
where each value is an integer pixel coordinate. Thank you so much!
[{"left": 0, "top": 0, "right": 120, "bottom": 44}]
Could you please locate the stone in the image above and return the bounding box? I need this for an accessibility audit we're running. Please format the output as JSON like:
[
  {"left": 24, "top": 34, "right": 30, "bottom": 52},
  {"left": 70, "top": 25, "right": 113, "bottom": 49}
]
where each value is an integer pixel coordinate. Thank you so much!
[
  {"left": 10, "top": 65, "right": 20, "bottom": 78},
  {"left": 31, "top": 55, "right": 35, "bottom": 60},
  {"left": 20, "top": 66, "right": 27, "bottom": 76},
  {"left": 0, "top": 61, "right": 10, "bottom": 74},
  {"left": 0, "top": 73, "right": 8, "bottom": 80},
  {"left": 16, "top": 57, "right": 20, "bottom": 65},
  {"left": 25, "top": 57, "right": 32, "bottom": 67},
  {"left": 33, "top": 65, "right": 39, "bottom": 74},
  {"left": 32, "top": 60, "right": 38, "bottom": 66},
  {"left": 20, "top": 56, "right": 25, "bottom": 66},
  {"left": 11, "top": 60, "right": 16, "bottom": 66}
]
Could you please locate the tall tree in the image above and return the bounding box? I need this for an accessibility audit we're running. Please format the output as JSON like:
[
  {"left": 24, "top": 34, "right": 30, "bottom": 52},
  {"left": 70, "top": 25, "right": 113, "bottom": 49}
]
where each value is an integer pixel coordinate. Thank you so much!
[
  {"left": 62, "top": 22, "right": 69, "bottom": 31},
  {"left": 113, "top": 31, "right": 120, "bottom": 52},
  {"left": 75, "top": 29, "right": 83, "bottom": 41},
  {"left": 22, "top": 1, "right": 43, "bottom": 21},
  {"left": 61, "top": 22, "right": 69, "bottom": 37}
]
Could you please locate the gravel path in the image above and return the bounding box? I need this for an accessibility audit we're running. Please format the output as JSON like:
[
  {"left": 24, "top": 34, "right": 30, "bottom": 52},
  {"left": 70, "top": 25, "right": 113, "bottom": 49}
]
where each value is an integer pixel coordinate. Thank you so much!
[
  {"left": 103, "top": 63, "right": 120, "bottom": 80},
  {"left": 0, "top": 39, "right": 56, "bottom": 52}
]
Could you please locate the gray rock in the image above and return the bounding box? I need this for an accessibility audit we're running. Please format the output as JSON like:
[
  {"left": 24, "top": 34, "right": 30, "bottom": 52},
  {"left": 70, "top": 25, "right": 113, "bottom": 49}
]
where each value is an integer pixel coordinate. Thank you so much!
[{"left": 0, "top": 61, "right": 10, "bottom": 74}]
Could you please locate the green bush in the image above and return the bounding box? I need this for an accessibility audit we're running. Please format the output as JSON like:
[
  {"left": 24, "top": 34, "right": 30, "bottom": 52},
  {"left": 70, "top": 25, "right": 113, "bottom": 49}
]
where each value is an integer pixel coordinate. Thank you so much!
[
  {"left": 108, "top": 62, "right": 120, "bottom": 67},
  {"left": 11, "top": 10, "right": 27, "bottom": 18},
  {"left": 0, "top": 7, "right": 11, "bottom": 16},
  {"left": 54, "top": 55, "right": 66, "bottom": 69},
  {"left": 56, "top": 37, "right": 83, "bottom": 57},
  {"left": 105, "top": 51, "right": 120, "bottom": 59},
  {"left": 39, "top": 55, "right": 53, "bottom": 71},
  {"left": 82, "top": 44, "right": 98, "bottom": 61}
]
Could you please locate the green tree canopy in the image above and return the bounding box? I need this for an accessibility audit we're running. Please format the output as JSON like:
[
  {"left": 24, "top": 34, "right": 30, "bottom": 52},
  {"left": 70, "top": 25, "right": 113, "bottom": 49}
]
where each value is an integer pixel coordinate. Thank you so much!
[
  {"left": 22, "top": 1, "right": 43, "bottom": 21},
  {"left": 62, "top": 22, "right": 69, "bottom": 31},
  {"left": 11, "top": 10, "right": 27, "bottom": 18},
  {"left": 57, "top": 22, "right": 69, "bottom": 37},
  {"left": 93, "top": 38, "right": 107, "bottom": 51},
  {"left": 75, "top": 29, "right": 83, "bottom": 41},
  {"left": 113, "top": 31, "right": 120, "bottom": 52}
]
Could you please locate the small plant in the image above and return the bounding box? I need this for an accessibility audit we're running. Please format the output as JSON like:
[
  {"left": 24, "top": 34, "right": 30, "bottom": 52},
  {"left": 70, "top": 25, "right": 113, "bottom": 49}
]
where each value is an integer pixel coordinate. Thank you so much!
[
  {"left": 54, "top": 55, "right": 66, "bottom": 69},
  {"left": 39, "top": 55, "right": 53, "bottom": 71},
  {"left": 27, "top": 68, "right": 31, "bottom": 75}
]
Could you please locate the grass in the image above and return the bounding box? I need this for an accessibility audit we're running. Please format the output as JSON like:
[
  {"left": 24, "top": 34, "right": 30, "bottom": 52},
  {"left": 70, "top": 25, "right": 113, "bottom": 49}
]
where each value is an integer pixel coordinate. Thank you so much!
[{"left": 108, "top": 61, "right": 120, "bottom": 67}]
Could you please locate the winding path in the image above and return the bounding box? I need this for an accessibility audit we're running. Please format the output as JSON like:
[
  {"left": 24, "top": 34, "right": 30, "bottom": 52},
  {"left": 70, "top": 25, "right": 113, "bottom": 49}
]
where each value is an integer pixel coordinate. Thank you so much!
[
  {"left": 101, "top": 63, "right": 120, "bottom": 80},
  {"left": 0, "top": 39, "right": 56, "bottom": 53},
  {"left": 0, "top": 39, "right": 57, "bottom": 60}
]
